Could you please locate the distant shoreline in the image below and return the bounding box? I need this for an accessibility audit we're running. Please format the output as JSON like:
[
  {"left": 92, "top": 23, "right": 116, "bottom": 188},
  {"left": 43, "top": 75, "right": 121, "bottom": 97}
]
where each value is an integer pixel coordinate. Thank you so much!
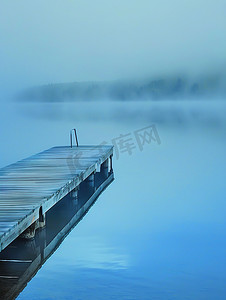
[{"left": 17, "top": 74, "right": 226, "bottom": 102}]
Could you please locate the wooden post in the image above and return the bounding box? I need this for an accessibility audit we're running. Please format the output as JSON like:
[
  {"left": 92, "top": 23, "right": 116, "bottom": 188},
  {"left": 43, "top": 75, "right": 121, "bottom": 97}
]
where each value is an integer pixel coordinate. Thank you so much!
[
  {"left": 70, "top": 188, "right": 79, "bottom": 204},
  {"left": 39, "top": 213, "right": 46, "bottom": 228},
  {"left": 39, "top": 207, "right": 46, "bottom": 228},
  {"left": 20, "top": 221, "right": 38, "bottom": 240},
  {"left": 102, "top": 159, "right": 109, "bottom": 177},
  {"left": 87, "top": 173, "right": 95, "bottom": 191},
  {"left": 110, "top": 155, "right": 113, "bottom": 172}
]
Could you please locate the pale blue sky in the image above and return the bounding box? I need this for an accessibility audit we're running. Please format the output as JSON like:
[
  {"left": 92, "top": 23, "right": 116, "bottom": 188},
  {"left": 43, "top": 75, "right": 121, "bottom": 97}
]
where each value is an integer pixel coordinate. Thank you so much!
[{"left": 0, "top": 0, "right": 226, "bottom": 92}]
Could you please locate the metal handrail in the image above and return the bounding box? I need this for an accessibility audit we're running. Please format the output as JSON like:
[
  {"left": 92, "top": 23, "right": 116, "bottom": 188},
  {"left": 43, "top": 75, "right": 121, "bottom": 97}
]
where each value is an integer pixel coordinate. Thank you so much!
[{"left": 70, "top": 129, "right": 79, "bottom": 148}]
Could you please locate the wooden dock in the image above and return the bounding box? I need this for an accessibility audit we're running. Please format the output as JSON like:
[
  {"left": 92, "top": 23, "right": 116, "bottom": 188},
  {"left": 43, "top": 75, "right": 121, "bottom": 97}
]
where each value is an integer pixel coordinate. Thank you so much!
[
  {"left": 0, "top": 145, "right": 113, "bottom": 253},
  {"left": 0, "top": 164, "right": 114, "bottom": 300}
]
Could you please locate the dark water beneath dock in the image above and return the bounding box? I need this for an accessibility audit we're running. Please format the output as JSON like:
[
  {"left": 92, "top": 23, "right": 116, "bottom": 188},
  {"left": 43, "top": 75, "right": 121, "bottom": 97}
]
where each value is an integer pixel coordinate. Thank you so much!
[{"left": 0, "top": 100, "right": 226, "bottom": 299}]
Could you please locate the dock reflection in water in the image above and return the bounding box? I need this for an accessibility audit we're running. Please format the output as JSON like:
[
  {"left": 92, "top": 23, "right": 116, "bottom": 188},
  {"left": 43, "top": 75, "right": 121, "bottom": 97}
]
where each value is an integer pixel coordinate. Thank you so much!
[{"left": 0, "top": 168, "right": 114, "bottom": 300}]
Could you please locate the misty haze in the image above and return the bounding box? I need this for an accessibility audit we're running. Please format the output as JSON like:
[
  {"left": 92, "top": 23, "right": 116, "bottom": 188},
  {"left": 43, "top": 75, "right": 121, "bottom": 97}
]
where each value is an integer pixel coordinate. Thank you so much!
[{"left": 0, "top": 1, "right": 226, "bottom": 300}]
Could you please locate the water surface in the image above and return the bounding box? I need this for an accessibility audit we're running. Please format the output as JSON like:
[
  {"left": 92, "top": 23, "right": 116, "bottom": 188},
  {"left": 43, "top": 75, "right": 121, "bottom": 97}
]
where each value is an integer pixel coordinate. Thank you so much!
[{"left": 0, "top": 99, "right": 225, "bottom": 299}]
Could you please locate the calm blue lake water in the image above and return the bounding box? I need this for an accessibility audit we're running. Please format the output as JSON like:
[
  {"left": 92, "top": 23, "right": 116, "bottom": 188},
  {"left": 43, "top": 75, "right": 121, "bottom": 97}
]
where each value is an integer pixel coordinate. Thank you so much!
[{"left": 0, "top": 99, "right": 226, "bottom": 299}]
